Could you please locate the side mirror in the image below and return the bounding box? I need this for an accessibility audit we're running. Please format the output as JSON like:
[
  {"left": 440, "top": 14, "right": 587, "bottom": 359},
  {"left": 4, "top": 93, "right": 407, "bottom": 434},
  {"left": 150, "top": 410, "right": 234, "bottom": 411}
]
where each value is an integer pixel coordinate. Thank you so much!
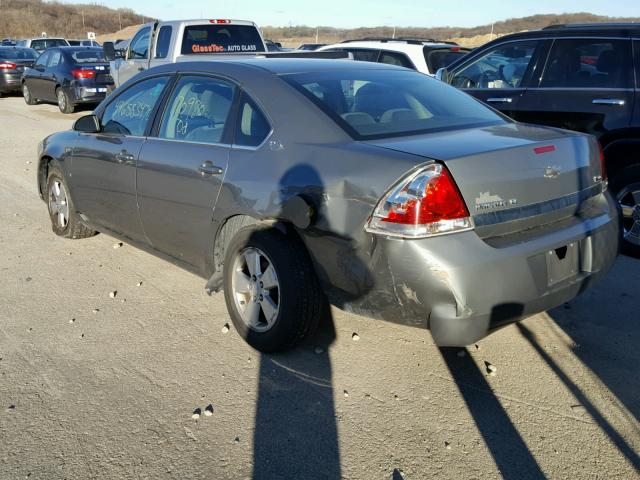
[
  {"left": 73, "top": 114, "right": 101, "bottom": 133},
  {"left": 436, "top": 67, "right": 451, "bottom": 83},
  {"left": 103, "top": 41, "right": 116, "bottom": 62}
]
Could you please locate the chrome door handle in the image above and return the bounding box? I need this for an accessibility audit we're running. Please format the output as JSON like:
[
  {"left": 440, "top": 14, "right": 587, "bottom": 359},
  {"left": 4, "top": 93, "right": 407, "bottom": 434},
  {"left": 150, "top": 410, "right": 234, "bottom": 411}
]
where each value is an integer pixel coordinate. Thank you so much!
[
  {"left": 198, "top": 162, "right": 224, "bottom": 177},
  {"left": 487, "top": 97, "right": 514, "bottom": 103},
  {"left": 592, "top": 98, "right": 625, "bottom": 106},
  {"left": 115, "top": 151, "right": 135, "bottom": 165}
]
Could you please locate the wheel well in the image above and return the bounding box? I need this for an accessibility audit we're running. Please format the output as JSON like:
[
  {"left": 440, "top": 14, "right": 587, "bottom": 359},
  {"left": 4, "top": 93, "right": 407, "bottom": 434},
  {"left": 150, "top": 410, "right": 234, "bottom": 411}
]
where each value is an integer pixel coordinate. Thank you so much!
[
  {"left": 602, "top": 138, "right": 640, "bottom": 179},
  {"left": 38, "top": 155, "right": 54, "bottom": 198}
]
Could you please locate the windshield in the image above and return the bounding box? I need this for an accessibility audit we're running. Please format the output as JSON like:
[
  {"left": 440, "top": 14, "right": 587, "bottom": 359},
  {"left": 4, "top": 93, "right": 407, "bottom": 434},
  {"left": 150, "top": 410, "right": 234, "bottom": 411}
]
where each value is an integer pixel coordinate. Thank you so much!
[
  {"left": 284, "top": 69, "right": 505, "bottom": 139},
  {"left": 181, "top": 24, "right": 265, "bottom": 54},
  {"left": 0, "top": 48, "right": 37, "bottom": 60},
  {"left": 30, "top": 39, "right": 68, "bottom": 50},
  {"left": 71, "top": 49, "right": 105, "bottom": 63}
]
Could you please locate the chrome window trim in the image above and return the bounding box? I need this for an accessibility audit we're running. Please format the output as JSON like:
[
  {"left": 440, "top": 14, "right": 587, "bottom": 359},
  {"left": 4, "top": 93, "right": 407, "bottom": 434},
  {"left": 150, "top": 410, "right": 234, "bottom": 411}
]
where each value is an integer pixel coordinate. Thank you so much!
[{"left": 142, "top": 136, "right": 232, "bottom": 148}]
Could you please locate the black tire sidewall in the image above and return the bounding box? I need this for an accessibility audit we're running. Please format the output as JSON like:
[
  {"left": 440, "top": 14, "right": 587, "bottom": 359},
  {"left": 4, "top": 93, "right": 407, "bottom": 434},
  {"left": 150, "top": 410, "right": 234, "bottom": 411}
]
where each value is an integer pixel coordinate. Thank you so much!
[
  {"left": 57, "top": 88, "right": 73, "bottom": 114},
  {"left": 223, "top": 225, "right": 318, "bottom": 352}
]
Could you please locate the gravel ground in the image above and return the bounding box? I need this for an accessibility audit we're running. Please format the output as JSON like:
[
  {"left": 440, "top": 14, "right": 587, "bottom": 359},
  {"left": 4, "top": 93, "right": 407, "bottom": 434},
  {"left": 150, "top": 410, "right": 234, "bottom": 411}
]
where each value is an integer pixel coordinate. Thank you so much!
[{"left": 0, "top": 95, "right": 638, "bottom": 480}]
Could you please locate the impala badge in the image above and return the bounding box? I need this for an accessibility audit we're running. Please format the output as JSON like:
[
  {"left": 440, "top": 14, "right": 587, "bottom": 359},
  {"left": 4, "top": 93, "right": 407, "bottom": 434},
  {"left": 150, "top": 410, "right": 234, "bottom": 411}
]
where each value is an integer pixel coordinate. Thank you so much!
[{"left": 475, "top": 192, "right": 517, "bottom": 211}]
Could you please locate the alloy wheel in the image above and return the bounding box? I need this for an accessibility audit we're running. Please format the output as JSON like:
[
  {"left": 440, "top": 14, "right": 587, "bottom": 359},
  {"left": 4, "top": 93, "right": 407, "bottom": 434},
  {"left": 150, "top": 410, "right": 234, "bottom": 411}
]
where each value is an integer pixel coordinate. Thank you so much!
[
  {"left": 231, "top": 247, "right": 280, "bottom": 332},
  {"left": 57, "top": 90, "right": 65, "bottom": 111},
  {"left": 617, "top": 182, "right": 640, "bottom": 246},
  {"left": 48, "top": 179, "right": 69, "bottom": 229}
]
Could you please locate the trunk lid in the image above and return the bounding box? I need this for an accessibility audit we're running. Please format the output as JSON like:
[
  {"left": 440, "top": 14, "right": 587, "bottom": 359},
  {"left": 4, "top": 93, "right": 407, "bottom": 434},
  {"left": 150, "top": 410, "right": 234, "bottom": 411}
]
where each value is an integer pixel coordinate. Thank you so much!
[{"left": 366, "top": 123, "right": 604, "bottom": 237}]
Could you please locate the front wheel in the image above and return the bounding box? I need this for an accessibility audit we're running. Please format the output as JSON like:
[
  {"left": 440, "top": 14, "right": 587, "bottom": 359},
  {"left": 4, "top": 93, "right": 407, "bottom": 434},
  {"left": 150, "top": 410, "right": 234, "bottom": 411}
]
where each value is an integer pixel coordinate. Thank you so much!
[
  {"left": 610, "top": 165, "right": 640, "bottom": 257},
  {"left": 223, "top": 225, "right": 323, "bottom": 352},
  {"left": 56, "top": 88, "right": 74, "bottom": 114},
  {"left": 46, "top": 161, "right": 96, "bottom": 239},
  {"left": 23, "top": 83, "right": 36, "bottom": 105}
]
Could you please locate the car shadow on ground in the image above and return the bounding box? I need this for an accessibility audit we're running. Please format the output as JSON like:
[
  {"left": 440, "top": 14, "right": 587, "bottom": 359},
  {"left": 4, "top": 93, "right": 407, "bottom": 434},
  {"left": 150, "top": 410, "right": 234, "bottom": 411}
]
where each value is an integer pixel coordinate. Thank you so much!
[{"left": 252, "top": 306, "right": 341, "bottom": 480}]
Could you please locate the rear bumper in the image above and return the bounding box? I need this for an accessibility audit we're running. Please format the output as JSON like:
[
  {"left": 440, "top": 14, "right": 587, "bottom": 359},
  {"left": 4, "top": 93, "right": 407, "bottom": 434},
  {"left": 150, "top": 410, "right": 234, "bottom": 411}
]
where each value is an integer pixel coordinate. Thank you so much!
[
  {"left": 324, "top": 191, "right": 620, "bottom": 346},
  {"left": 0, "top": 73, "right": 22, "bottom": 92},
  {"left": 65, "top": 84, "right": 108, "bottom": 104}
]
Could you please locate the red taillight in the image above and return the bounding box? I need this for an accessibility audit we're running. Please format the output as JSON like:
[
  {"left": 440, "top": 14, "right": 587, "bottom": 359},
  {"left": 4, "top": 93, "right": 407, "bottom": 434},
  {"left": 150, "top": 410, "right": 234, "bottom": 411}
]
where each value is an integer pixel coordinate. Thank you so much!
[
  {"left": 210, "top": 19, "right": 230, "bottom": 23},
  {"left": 599, "top": 143, "right": 607, "bottom": 182},
  {"left": 366, "top": 163, "right": 472, "bottom": 238},
  {"left": 534, "top": 145, "right": 556, "bottom": 154},
  {"left": 0, "top": 62, "right": 17, "bottom": 70},
  {"left": 450, "top": 46, "right": 460, "bottom": 52},
  {"left": 71, "top": 68, "right": 96, "bottom": 79}
]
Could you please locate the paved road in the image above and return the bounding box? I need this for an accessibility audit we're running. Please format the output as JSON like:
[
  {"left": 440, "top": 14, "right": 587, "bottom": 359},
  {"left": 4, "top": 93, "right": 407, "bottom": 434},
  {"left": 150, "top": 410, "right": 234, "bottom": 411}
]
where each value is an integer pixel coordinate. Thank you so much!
[{"left": 0, "top": 95, "right": 638, "bottom": 480}]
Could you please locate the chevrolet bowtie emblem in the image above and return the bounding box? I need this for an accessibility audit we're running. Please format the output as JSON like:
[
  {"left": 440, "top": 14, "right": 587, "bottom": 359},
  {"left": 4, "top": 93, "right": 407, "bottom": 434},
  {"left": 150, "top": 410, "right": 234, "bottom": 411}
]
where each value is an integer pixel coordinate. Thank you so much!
[{"left": 544, "top": 166, "right": 561, "bottom": 179}]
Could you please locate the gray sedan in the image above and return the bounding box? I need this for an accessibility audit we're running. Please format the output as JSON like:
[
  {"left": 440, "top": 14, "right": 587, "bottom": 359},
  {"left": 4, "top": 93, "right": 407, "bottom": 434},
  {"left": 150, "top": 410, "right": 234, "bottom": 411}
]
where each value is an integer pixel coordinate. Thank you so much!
[{"left": 37, "top": 59, "right": 619, "bottom": 352}]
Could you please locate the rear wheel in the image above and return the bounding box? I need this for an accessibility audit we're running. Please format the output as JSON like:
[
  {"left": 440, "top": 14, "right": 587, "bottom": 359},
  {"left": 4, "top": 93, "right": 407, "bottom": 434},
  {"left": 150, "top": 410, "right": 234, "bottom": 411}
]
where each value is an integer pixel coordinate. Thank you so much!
[
  {"left": 56, "top": 87, "right": 74, "bottom": 114},
  {"left": 46, "top": 161, "right": 95, "bottom": 239},
  {"left": 610, "top": 165, "right": 640, "bottom": 257},
  {"left": 223, "top": 225, "right": 323, "bottom": 352},
  {"left": 22, "top": 83, "right": 36, "bottom": 105}
]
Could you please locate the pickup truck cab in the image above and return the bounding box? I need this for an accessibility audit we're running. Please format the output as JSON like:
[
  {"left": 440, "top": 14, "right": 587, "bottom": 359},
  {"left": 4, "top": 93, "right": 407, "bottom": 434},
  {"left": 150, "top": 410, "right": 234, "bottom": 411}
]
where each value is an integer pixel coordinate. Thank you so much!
[{"left": 106, "top": 19, "right": 267, "bottom": 87}]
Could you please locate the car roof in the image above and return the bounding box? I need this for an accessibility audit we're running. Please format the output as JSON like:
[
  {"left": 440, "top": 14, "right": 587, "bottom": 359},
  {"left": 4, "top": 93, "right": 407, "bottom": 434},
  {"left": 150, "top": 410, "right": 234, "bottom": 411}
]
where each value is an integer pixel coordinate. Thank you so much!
[
  {"left": 322, "top": 40, "right": 459, "bottom": 53},
  {"left": 486, "top": 23, "right": 640, "bottom": 42},
  {"left": 0, "top": 46, "right": 35, "bottom": 50}
]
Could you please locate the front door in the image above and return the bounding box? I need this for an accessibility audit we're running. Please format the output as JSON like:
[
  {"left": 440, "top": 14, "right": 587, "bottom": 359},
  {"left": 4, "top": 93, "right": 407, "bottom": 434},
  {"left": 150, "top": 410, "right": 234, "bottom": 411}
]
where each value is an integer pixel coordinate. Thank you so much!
[
  {"left": 27, "top": 50, "right": 50, "bottom": 99},
  {"left": 137, "top": 75, "right": 237, "bottom": 269},
  {"left": 70, "top": 75, "right": 171, "bottom": 242},
  {"left": 449, "top": 39, "right": 547, "bottom": 119},
  {"left": 117, "top": 25, "right": 153, "bottom": 86},
  {"left": 516, "top": 38, "right": 635, "bottom": 138}
]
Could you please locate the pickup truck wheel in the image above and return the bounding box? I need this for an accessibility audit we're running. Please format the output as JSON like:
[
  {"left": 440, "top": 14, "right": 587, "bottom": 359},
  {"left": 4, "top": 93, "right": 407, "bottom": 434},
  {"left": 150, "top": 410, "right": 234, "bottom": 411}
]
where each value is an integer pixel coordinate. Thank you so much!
[
  {"left": 23, "top": 83, "right": 37, "bottom": 105},
  {"left": 46, "top": 161, "right": 96, "bottom": 239},
  {"left": 56, "top": 88, "right": 74, "bottom": 114},
  {"left": 611, "top": 165, "right": 640, "bottom": 257},
  {"left": 223, "top": 225, "right": 322, "bottom": 352}
]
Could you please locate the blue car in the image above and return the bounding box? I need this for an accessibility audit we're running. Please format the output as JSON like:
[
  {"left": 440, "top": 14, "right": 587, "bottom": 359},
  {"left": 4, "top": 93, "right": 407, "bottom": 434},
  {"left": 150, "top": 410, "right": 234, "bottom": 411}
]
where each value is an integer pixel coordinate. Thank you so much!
[{"left": 22, "top": 46, "right": 113, "bottom": 113}]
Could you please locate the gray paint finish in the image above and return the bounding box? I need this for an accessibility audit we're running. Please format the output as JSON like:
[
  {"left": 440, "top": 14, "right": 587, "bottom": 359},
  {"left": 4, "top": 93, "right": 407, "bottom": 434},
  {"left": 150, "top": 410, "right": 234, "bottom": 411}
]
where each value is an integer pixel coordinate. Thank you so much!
[{"left": 38, "top": 59, "right": 620, "bottom": 346}]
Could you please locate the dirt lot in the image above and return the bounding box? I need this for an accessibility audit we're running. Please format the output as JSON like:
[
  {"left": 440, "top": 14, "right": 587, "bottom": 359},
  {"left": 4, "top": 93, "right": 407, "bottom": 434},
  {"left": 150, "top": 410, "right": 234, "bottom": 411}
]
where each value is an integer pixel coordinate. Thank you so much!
[{"left": 0, "top": 95, "right": 638, "bottom": 479}]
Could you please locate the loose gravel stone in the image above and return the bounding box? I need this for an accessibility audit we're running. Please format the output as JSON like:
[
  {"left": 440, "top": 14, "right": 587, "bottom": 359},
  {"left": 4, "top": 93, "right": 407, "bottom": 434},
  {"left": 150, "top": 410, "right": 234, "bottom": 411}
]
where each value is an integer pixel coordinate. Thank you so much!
[
  {"left": 221, "top": 324, "right": 230, "bottom": 334},
  {"left": 234, "top": 437, "right": 240, "bottom": 444},
  {"left": 113, "top": 242, "right": 123, "bottom": 249},
  {"left": 485, "top": 362, "right": 497, "bottom": 375},
  {"left": 92, "top": 309, "right": 99, "bottom": 314},
  {"left": 191, "top": 408, "right": 201, "bottom": 420},
  {"left": 109, "top": 291, "right": 117, "bottom": 298},
  {"left": 69, "top": 318, "right": 75, "bottom": 324},
  {"left": 136, "top": 281, "right": 142, "bottom": 287},
  {"left": 352, "top": 332, "right": 360, "bottom": 341},
  {"left": 204, "top": 404, "right": 214, "bottom": 416},
  {"left": 343, "top": 390, "right": 349, "bottom": 397}
]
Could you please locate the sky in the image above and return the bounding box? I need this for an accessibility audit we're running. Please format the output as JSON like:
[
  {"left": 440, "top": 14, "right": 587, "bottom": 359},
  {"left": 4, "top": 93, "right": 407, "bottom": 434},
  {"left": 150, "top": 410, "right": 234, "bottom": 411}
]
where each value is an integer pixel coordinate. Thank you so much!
[{"left": 54, "top": 0, "right": 640, "bottom": 29}]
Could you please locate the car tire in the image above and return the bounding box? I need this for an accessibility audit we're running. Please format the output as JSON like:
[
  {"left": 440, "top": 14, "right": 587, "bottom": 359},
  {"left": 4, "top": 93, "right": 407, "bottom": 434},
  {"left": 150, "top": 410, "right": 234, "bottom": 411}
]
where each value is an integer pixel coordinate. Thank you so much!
[
  {"left": 22, "top": 83, "right": 37, "bottom": 105},
  {"left": 610, "top": 165, "right": 640, "bottom": 258},
  {"left": 46, "top": 160, "right": 96, "bottom": 239},
  {"left": 56, "top": 87, "right": 74, "bottom": 114},
  {"left": 222, "top": 224, "right": 323, "bottom": 352}
]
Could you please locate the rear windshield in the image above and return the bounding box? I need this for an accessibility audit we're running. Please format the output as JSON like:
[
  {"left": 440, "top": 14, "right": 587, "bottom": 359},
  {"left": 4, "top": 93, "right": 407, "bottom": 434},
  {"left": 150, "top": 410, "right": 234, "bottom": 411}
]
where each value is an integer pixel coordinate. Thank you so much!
[
  {"left": 0, "top": 48, "right": 37, "bottom": 60},
  {"left": 285, "top": 69, "right": 504, "bottom": 139},
  {"left": 181, "top": 24, "right": 265, "bottom": 54},
  {"left": 425, "top": 48, "right": 469, "bottom": 72},
  {"left": 30, "top": 39, "right": 68, "bottom": 50},
  {"left": 70, "top": 49, "right": 105, "bottom": 63}
]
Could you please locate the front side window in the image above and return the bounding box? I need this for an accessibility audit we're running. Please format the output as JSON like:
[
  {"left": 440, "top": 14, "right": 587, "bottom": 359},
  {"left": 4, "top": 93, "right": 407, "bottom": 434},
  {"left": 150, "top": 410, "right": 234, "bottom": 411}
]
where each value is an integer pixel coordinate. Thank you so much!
[
  {"left": 540, "top": 39, "right": 633, "bottom": 88},
  {"left": 286, "top": 69, "right": 505, "bottom": 139},
  {"left": 155, "top": 26, "right": 172, "bottom": 59},
  {"left": 101, "top": 76, "right": 169, "bottom": 136},
  {"left": 234, "top": 94, "right": 270, "bottom": 147},
  {"left": 181, "top": 25, "right": 265, "bottom": 54},
  {"left": 158, "top": 76, "right": 235, "bottom": 144},
  {"left": 47, "top": 50, "right": 62, "bottom": 67},
  {"left": 129, "top": 27, "right": 151, "bottom": 60},
  {"left": 378, "top": 50, "right": 414, "bottom": 69},
  {"left": 450, "top": 41, "right": 539, "bottom": 89}
]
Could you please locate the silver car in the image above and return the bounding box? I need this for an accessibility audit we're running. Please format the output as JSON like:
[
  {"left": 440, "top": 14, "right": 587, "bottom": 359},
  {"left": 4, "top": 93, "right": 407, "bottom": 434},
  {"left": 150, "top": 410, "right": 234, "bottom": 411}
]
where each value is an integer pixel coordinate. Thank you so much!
[{"left": 37, "top": 59, "right": 619, "bottom": 352}]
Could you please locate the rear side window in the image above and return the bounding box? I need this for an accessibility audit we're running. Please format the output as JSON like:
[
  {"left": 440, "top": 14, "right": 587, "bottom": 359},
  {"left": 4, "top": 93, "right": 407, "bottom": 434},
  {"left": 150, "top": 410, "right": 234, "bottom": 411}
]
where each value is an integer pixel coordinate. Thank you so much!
[
  {"left": 378, "top": 50, "right": 414, "bottom": 69},
  {"left": 102, "top": 76, "right": 169, "bottom": 136},
  {"left": 129, "top": 27, "right": 151, "bottom": 60},
  {"left": 159, "top": 76, "right": 236, "bottom": 144},
  {"left": 346, "top": 48, "right": 379, "bottom": 62},
  {"left": 451, "top": 41, "right": 539, "bottom": 89},
  {"left": 47, "top": 50, "right": 62, "bottom": 67},
  {"left": 0, "top": 48, "right": 37, "bottom": 60},
  {"left": 234, "top": 94, "right": 271, "bottom": 147},
  {"left": 181, "top": 25, "right": 265, "bottom": 54},
  {"left": 30, "top": 39, "right": 68, "bottom": 50},
  {"left": 155, "top": 26, "right": 172, "bottom": 59},
  {"left": 540, "top": 39, "right": 633, "bottom": 89},
  {"left": 425, "top": 48, "right": 469, "bottom": 72}
]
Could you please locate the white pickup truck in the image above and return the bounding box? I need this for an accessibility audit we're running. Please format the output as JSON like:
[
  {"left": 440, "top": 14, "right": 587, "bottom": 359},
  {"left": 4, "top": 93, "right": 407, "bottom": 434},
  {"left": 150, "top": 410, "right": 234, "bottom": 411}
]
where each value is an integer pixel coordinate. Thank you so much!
[{"left": 105, "top": 19, "right": 346, "bottom": 87}]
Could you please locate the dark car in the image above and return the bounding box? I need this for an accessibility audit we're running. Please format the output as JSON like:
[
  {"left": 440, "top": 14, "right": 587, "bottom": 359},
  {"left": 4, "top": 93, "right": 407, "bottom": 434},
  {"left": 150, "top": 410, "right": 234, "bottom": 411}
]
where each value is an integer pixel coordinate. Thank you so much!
[
  {"left": 22, "top": 46, "right": 113, "bottom": 113},
  {"left": 1, "top": 38, "right": 17, "bottom": 46},
  {"left": 36, "top": 59, "right": 618, "bottom": 352},
  {"left": 0, "top": 46, "right": 38, "bottom": 96},
  {"left": 297, "top": 43, "right": 328, "bottom": 51},
  {"left": 439, "top": 23, "right": 640, "bottom": 255}
]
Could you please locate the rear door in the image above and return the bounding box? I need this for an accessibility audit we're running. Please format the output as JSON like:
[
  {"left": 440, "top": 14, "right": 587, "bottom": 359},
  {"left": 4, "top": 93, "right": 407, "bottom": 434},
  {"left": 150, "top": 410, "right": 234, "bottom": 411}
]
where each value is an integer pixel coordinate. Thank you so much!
[
  {"left": 449, "top": 39, "right": 547, "bottom": 117},
  {"left": 136, "top": 74, "right": 236, "bottom": 268},
  {"left": 516, "top": 37, "right": 635, "bottom": 138},
  {"left": 41, "top": 48, "right": 62, "bottom": 101},
  {"left": 70, "top": 75, "right": 171, "bottom": 241}
]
